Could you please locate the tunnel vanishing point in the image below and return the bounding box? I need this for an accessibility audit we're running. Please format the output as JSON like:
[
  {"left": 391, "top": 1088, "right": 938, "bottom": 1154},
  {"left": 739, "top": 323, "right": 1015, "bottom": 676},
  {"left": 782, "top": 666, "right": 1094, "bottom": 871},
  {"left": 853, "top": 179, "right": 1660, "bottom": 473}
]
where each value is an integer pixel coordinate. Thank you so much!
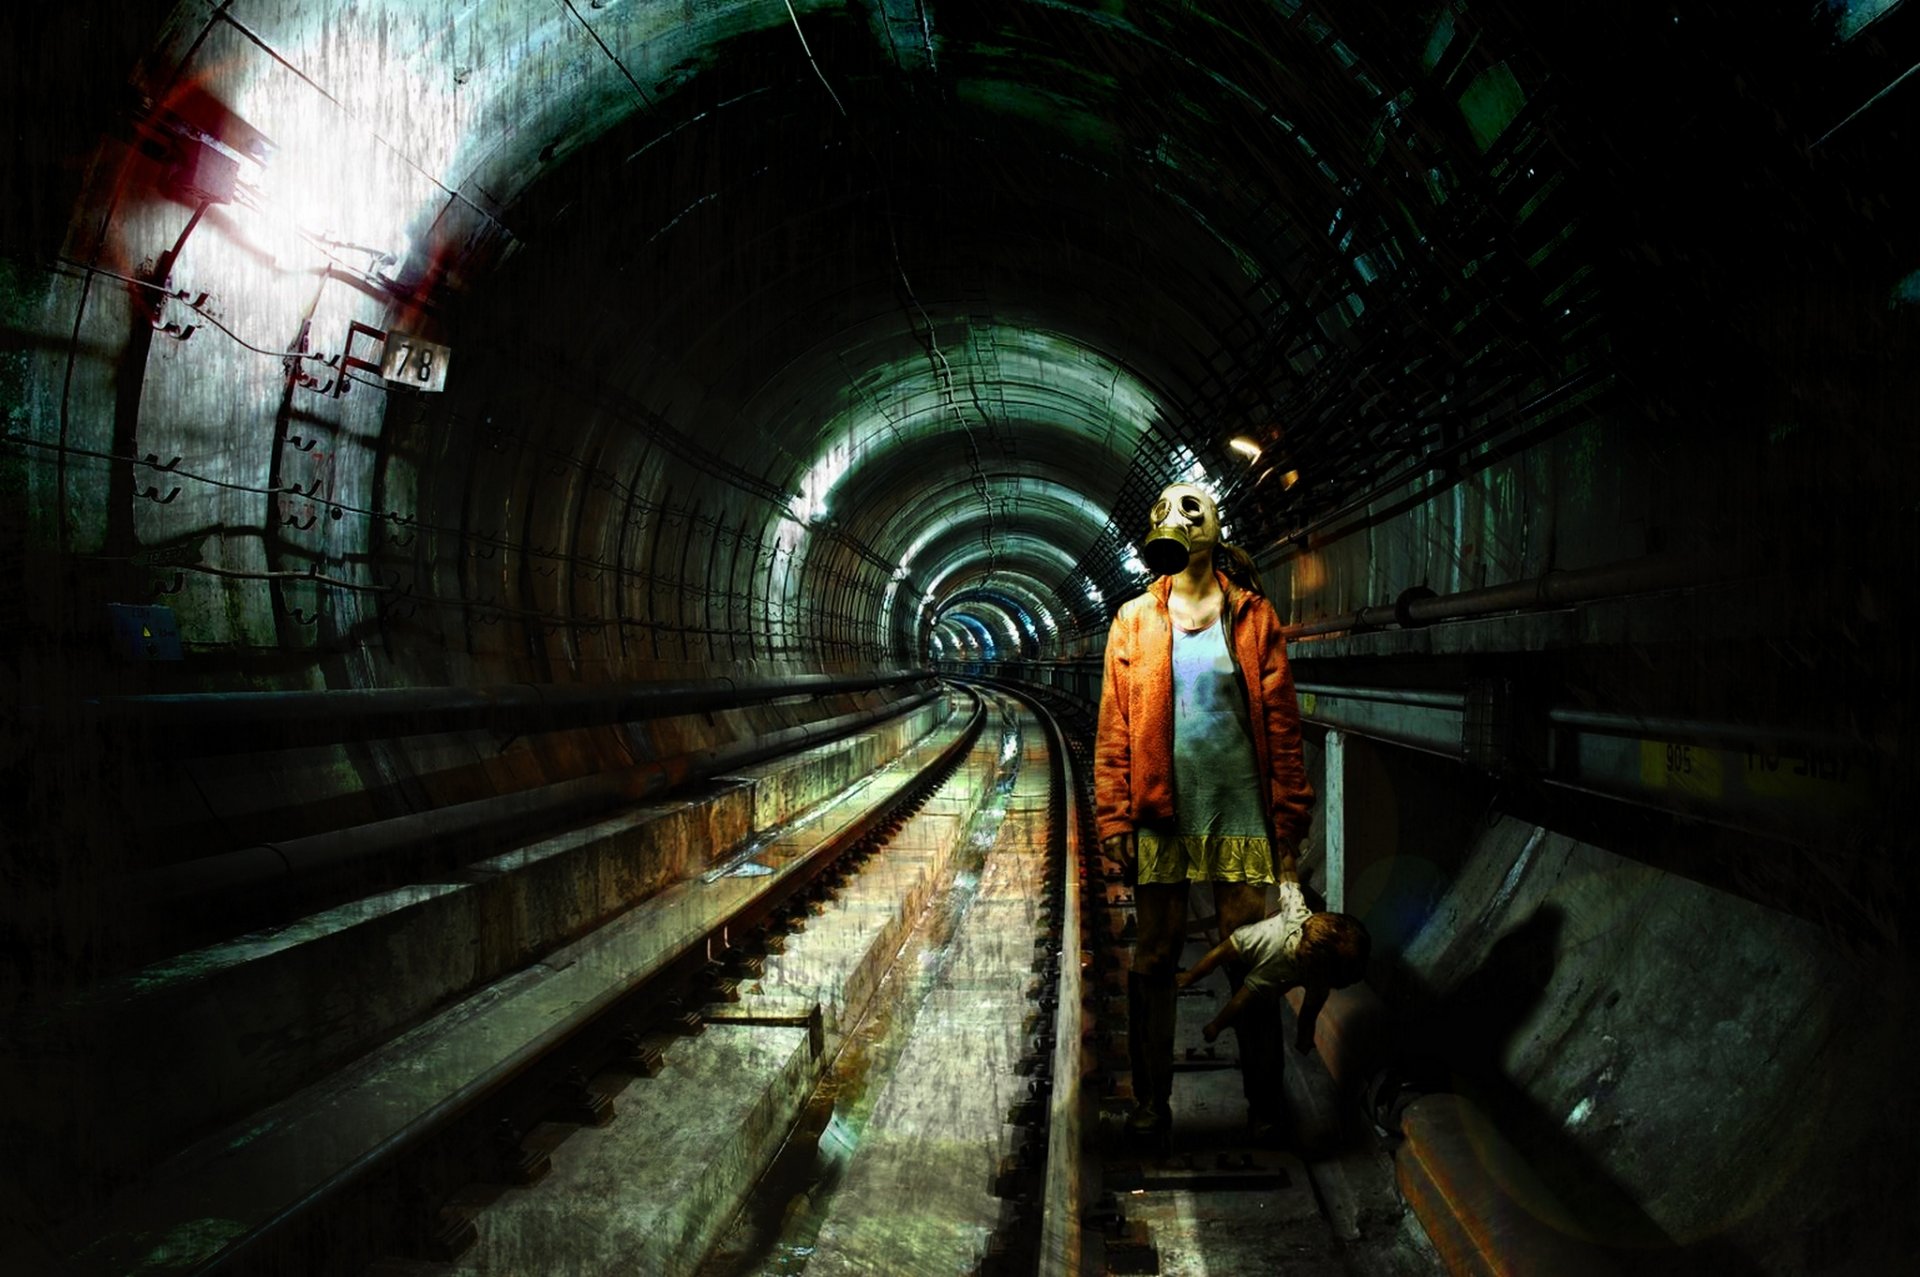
[{"left": 4, "top": 2, "right": 1919, "bottom": 1274}]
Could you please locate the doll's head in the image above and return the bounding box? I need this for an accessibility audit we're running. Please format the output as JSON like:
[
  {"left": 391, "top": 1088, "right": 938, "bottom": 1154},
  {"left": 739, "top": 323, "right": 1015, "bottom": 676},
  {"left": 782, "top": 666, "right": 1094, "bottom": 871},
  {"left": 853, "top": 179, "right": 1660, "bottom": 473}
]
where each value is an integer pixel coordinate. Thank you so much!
[{"left": 1298, "top": 911, "right": 1371, "bottom": 988}]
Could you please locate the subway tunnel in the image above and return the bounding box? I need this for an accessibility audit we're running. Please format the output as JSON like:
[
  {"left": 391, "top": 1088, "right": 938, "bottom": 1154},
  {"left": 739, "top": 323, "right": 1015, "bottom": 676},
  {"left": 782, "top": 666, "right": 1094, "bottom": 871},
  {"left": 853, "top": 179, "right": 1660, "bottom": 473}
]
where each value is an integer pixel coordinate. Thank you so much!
[{"left": 3, "top": 1, "right": 1918, "bottom": 1273}]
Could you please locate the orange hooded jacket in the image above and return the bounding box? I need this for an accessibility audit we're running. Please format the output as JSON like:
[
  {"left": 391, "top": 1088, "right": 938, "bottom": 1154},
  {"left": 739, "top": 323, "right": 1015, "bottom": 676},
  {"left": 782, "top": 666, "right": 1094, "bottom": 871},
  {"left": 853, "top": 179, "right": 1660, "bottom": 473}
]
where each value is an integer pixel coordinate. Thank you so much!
[{"left": 1093, "top": 571, "right": 1314, "bottom": 850}]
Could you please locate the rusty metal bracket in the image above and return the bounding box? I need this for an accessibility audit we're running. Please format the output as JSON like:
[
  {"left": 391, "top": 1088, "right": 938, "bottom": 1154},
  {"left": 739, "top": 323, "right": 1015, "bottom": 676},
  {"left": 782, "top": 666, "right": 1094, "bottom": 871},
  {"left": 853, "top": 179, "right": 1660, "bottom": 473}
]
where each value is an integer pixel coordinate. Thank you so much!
[{"left": 334, "top": 320, "right": 389, "bottom": 397}]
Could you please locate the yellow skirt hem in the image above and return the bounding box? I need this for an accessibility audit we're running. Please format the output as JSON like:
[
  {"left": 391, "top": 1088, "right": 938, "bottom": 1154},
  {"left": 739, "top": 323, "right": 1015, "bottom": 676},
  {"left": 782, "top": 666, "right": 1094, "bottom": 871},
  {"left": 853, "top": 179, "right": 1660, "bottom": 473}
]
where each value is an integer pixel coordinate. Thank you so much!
[{"left": 1134, "top": 831, "right": 1274, "bottom": 886}]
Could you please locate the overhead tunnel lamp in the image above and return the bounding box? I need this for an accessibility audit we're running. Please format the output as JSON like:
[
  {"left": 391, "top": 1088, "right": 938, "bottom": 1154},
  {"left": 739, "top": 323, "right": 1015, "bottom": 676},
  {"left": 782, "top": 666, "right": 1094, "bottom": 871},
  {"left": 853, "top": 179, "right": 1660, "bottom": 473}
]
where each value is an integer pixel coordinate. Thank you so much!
[{"left": 1228, "top": 436, "right": 1262, "bottom": 460}]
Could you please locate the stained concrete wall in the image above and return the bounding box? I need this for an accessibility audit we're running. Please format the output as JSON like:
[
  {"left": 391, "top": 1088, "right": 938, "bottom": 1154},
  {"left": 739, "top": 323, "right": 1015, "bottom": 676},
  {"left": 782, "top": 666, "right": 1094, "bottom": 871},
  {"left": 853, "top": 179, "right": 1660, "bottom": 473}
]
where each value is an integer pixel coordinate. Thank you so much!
[{"left": 1307, "top": 732, "right": 1916, "bottom": 1275}]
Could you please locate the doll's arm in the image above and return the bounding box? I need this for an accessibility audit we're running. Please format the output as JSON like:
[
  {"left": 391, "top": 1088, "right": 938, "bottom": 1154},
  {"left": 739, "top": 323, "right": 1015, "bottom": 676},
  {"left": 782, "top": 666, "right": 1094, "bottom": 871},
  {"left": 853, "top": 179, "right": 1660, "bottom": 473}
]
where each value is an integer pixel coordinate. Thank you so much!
[
  {"left": 1203, "top": 982, "right": 1259, "bottom": 1042},
  {"left": 1175, "top": 935, "right": 1238, "bottom": 989}
]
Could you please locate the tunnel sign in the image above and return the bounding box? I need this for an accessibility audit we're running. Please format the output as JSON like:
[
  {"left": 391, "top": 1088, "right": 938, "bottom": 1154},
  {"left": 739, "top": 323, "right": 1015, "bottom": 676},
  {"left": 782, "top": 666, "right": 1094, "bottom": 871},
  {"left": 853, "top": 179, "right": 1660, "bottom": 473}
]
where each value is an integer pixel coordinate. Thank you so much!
[
  {"left": 379, "top": 332, "right": 451, "bottom": 392},
  {"left": 107, "top": 603, "right": 183, "bottom": 661}
]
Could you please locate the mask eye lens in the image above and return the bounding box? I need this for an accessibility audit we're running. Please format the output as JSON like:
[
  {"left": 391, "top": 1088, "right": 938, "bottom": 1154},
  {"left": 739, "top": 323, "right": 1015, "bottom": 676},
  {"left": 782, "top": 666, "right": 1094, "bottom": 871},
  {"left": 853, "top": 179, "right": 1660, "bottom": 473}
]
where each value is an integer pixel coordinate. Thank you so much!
[
  {"left": 1182, "top": 498, "right": 1201, "bottom": 516},
  {"left": 1151, "top": 499, "right": 1170, "bottom": 522}
]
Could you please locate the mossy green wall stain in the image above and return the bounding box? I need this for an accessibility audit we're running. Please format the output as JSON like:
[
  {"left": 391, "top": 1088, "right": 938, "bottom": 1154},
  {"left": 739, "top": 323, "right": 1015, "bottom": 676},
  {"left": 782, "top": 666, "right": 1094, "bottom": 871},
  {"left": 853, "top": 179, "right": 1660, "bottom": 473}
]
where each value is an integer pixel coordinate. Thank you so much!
[
  {"left": 953, "top": 78, "right": 1119, "bottom": 154},
  {"left": 1487, "top": 465, "right": 1518, "bottom": 576},
  {"left": 1458, "top": 61, "right": 1525, "bottom": 153},
  {"left": 130, "top": 1218, "right": 250, "bottom": 1274},
  {"left": 1567, "top": 418, "right": 1603, "bottom": 506},
  {"left": 1423, "top": 6, "right": 1456, "bottom": 73},
  {"left": 1837, "top": 0, "right": 1901, "bottom": 41},
  {"left": 0, "top": 260, "right": 37, "bottom": 481},
  {"left": 1890, "top": 268, "right": 1920, "bottom": 307}
]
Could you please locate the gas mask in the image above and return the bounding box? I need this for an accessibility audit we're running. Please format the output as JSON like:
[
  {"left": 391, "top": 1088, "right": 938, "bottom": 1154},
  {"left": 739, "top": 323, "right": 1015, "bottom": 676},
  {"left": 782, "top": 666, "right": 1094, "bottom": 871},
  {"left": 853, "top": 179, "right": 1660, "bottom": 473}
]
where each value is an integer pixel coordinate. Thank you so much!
[{"left": 1141, "top": 484, "right": 1220, "bottom": 575}]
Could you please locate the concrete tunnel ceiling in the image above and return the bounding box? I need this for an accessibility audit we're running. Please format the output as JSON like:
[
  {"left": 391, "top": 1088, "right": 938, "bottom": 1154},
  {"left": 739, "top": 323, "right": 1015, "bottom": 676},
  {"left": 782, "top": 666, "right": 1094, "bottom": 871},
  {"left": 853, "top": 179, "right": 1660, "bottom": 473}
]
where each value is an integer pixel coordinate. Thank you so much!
[
  {"left": 419, "top": 0, "right": 1373, "bottom": 667},
  {"left": 13, "top": 0, "right": 1914, "bottom": 677},
  {"left": 8, "top": 0, "right": 1665, "bottom": 674}
]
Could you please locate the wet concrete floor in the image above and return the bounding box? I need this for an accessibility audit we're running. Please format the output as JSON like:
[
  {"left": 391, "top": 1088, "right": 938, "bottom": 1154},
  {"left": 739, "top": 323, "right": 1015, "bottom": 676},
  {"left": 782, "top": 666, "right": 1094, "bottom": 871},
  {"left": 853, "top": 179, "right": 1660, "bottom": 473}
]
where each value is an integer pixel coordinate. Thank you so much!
[
  {"left": 1110, "top": 921, "right": 1444, "bottom": 1276},
  {"left": 698, "top": 702, "right": 1044, "bottom": 1276}
]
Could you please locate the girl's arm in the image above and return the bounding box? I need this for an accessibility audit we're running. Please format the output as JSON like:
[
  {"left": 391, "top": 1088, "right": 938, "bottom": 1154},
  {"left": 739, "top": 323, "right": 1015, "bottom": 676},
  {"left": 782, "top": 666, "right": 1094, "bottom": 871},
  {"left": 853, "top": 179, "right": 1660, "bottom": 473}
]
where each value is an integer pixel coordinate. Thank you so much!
[
  {"left": 1093, "top": 612, "right": 1135, "bottom": 846},
  {"left": 1253, "top": 600, "right": 1314, "bottom": 850},
  {"left": 1274, "top": 837, "right": 1301, "bottom": 886}
]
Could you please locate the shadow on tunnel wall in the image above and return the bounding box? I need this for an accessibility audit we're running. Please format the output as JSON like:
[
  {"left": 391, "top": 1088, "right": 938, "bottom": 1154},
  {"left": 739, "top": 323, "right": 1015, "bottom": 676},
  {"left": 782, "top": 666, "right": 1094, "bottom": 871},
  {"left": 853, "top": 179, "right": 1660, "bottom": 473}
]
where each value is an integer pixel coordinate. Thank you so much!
[{"left": 1380, "top": 904, "right": 1766, "bottom": 1276}]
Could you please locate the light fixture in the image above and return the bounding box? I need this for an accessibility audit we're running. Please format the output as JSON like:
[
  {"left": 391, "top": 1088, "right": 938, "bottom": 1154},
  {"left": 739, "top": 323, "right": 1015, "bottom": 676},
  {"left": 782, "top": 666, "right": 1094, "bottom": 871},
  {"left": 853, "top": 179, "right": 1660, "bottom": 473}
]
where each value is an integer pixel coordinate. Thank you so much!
[{"left": 1228, "top": 436, "right": 1262, "bottom": 460}]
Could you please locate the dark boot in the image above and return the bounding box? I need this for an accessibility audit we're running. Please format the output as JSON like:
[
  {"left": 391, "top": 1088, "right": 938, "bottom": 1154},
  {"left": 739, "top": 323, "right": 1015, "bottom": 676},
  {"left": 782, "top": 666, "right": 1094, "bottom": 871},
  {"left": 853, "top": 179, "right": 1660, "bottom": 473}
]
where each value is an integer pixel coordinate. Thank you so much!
[
  {"left": 1227, "top": 967, "right": 1285, "bottom": 1145},
  {"left": 1126, "top": 971, "right": 1175, "bottom": 1141}
]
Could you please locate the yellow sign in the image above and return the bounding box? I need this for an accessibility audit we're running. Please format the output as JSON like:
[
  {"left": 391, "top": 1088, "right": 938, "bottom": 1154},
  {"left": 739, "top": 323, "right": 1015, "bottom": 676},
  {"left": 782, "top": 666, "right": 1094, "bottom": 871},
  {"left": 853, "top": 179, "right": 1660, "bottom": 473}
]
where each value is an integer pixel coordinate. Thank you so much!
[
  {"left": 1739, "top": 745, "right": 1870, "bottom": 812},
  {"left": 1640, "top": 739, "right": 1871, "bottom": 815},
  {"left": 1639, "top": 739, "right": 1723, "bottom": 798}
]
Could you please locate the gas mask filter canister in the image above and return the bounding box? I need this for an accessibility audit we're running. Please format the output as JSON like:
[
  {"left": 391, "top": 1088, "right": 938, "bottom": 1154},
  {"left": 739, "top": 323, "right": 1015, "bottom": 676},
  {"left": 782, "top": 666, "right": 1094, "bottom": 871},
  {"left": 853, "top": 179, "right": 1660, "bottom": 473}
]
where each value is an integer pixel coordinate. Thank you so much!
[{"left": 1140, "top": 524, "right": 1192, "bottom": 576}]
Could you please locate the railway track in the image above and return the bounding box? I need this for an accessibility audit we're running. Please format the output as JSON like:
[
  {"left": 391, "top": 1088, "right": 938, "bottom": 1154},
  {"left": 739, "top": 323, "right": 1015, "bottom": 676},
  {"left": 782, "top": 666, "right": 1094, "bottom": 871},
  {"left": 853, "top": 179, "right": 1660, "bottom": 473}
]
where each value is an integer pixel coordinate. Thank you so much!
[{"left": 37, "top": 680, "right": 1438, "bottom": 1276}]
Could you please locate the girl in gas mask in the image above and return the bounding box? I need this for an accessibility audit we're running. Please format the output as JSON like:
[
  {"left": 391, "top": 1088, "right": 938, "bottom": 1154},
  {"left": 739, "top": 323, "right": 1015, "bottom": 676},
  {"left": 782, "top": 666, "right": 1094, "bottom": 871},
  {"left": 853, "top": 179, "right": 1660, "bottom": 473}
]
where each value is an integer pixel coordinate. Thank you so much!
[{"left": 1093, "top": 482, "right": 1343, "bottom": 1146}]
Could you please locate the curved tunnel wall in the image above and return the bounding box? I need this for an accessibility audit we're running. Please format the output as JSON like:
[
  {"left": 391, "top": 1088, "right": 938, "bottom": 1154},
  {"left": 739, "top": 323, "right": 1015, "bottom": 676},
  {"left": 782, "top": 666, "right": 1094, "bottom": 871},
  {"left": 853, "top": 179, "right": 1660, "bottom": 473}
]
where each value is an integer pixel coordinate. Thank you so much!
[{"left": 4, "top": 0, "right": 1919, "bottom": 1271}]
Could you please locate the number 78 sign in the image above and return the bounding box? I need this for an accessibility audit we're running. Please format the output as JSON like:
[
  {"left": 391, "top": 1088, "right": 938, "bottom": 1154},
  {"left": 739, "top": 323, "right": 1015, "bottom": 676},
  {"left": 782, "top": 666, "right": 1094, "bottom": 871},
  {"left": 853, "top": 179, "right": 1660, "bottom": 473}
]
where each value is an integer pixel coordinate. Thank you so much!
[
  {"left": 379, "top": 331, "right": 452, "bottom": 391},
  {"left": 338, "top": 322, "right": 453, "bottom": 395}
]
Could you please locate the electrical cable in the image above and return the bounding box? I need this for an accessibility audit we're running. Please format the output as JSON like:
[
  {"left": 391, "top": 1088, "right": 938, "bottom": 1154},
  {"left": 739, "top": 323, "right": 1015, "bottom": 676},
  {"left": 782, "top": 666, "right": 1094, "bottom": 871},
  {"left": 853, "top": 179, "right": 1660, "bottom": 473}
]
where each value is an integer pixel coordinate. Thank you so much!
[{"left": 558, "top": 0, "right": 655, "bottom": 111}]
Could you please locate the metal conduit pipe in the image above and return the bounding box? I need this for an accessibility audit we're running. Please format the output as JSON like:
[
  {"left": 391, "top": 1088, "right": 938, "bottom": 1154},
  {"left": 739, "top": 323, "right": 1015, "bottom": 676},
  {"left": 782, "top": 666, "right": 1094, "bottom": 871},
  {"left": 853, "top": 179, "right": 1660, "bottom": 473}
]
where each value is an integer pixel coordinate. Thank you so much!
[
  {"left": 73, "top": 670, "right": 935, "bottom": 751},
  {"left": 975, "top": 662, "right": 1861, "bottom": 757},
  {"left": 129, "top": 687, "right": 946, "bottom": 907},
  {"left": 1293, "top": 683, "right": 1862, "bottom": 756},
  {"left": 1285, "top": 552, "right": 1723, "bottom": 640},
  {"left": 1293, "top": 683, "right": 1466, "bottom": 709},
  {"left": 1545, "top": 707, "right": 1866, "bottom": 755}
]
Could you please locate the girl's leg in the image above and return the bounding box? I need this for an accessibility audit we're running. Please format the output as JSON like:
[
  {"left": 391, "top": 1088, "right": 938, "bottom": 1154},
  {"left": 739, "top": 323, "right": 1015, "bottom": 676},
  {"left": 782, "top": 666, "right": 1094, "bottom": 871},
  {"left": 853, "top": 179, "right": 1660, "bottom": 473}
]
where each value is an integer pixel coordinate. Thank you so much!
[
  {"left": 1128, "top": 882, "right": 1189, "bottom": 1136},
  {"left": 1212, "top": 880, "right": 1285, "bottom": 1139}
]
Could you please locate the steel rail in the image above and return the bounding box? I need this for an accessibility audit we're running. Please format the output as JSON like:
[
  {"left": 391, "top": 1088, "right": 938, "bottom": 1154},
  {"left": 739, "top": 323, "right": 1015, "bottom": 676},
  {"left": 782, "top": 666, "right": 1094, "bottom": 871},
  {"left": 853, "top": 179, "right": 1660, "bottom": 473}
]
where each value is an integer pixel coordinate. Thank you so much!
[
  {"left": 186, "top": 688, "right": 990, "bottom": 1277},
  {"left": 952, "top": 674, "right": 1093, "bottom": 1275},
  {"left": 1035, "top": 694, "right": 1089, "bottom": 1276}
]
